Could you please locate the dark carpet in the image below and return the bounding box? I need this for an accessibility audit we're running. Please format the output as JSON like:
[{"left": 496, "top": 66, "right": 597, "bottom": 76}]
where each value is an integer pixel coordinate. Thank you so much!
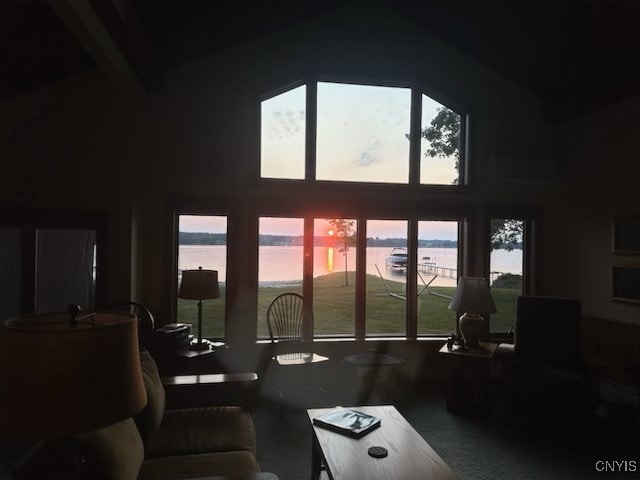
[{"left": 253, "top": 385, "right": 640, "bottom": 480}]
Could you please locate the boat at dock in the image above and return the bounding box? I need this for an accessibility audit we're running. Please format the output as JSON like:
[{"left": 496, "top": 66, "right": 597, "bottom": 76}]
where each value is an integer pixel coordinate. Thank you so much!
[{"left": 385, "top": 247, "right": 408, "bottom": 270}]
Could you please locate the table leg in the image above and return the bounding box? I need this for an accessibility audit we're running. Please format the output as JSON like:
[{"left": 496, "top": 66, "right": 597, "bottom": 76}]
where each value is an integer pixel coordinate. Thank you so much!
[{"left": 311, "top": 433, "right": 321, "bottom": 480}]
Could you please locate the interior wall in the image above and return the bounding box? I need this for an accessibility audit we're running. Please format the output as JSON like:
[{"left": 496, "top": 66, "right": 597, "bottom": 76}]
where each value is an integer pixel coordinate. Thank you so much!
[
  {"left": 0, "top": 70, "right": 141, "bottom": 305},
  {"left": 548, "top": 94, "right": 640, "bottom": 323}
]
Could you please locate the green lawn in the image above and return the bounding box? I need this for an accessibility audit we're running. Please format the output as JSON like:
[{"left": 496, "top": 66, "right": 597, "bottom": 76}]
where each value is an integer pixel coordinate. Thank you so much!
[{"left": 178, "top": 272, "right": 519, "bottom": 339}]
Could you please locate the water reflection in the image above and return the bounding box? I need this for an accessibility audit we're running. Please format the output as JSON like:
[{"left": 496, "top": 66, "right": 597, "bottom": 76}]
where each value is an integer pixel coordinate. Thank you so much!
[{"left": 327, "top": 247, "right": 334, "bottom": 273}]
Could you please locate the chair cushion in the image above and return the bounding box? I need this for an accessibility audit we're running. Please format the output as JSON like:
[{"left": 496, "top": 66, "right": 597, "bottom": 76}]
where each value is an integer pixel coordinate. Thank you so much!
[
  {"left": 145, "top": 406, "right": 256, "bottom": 459},
  {"left": 135, "top": 350, "right": 166, "bottom": 444},
  {"left": 138, "top": 450, "right": 259, "bottom": 480},
  {"left": 75, "top": 418, "right": 144, "bottom": 480}
]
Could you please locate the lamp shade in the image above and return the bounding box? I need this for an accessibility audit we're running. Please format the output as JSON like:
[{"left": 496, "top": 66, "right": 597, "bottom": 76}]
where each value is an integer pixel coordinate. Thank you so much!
[
  {"left": 0, "top": 311, "right": 147, "bottom": 441},
  {"left": 178, "top": 268, "right": 220, "bottom": 300},
  {"left": 448, "top": 277, "right": 497, "bottom": 314}
]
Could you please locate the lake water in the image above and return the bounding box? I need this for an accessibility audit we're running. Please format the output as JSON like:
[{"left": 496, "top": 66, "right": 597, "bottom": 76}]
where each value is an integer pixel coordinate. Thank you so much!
[{"left": 179, "top": 246, "right": 523, "bottom": 287}]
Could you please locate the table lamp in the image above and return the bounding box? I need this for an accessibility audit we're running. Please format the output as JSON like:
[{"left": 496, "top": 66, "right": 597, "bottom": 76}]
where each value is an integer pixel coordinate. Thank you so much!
[
  {"left": 0, "top": 308, "right": 147, "bottom": 474},
  {"left": 448, "top": 277, "right": 496, "bottom": 346},
  {"left": 178, "top": 266, "right": 220, "bottom": 351}
]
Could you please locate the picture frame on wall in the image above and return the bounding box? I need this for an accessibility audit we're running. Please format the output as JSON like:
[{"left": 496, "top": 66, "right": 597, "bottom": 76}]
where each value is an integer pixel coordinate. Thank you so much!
[
  {"left": 613, "top": 216, "right": 640, "bottom": 255},
  {"left": 612, "top": 265, "right": 640, "bottom": 305}
]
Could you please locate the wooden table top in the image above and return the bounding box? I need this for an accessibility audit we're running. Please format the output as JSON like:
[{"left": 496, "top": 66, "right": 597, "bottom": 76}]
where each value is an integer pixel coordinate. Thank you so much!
[{"left": 307, "top": 405, "right": 458, "bottom": 480}]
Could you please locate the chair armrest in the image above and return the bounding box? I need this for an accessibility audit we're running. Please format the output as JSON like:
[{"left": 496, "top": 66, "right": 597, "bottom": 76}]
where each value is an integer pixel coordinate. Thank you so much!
[
  {"left": 496, "top": 343, "right": 515, "bottom": 356},
  {"left": 162, "top": 373, "right": 258, "bottom": 409},
  {"left": 162, "top": 372, "right": 258, "bottom": 387}
]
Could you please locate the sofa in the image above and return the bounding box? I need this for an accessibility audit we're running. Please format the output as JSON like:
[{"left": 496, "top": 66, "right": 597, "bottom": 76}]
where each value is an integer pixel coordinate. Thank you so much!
[{"left": 15, "top": 350, "right": 260, "bottom": 479}]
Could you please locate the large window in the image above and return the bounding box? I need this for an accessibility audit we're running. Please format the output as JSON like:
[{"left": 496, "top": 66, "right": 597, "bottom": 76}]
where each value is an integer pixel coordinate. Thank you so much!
[
  {"left": 254, "top": 215, "right": 461, "bottom": 339},
  {"left": 253, "top": 79, "right": 468, "bottom": 340},
  {"left": 177, "top": 215, "right": 227, "bottom": 338},
  {"left": 366, "top": 220, "right": 408, "bottom": 335},
  {"left": 313, "top": 218, "right": 357, "bottom": 336},
  {"left": 488, "top": 218, "right": 532, "bottom": 333},
  {"left": 257, "top": 217, "right": 304, "bottom": 337},
  {"left": 260, "top": 81, "right": 464, "bottom": 185},
  {"left": 417, "top": 221, "right": 459, "bottom": 334}
]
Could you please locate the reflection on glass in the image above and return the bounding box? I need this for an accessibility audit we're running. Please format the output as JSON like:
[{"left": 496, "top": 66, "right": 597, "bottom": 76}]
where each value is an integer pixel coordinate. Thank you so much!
[
  {"left": 416, "top": 221, "right": 459, "bottom": 335},
  {"left": 420, "top": 95, "right": 460, "bottom": 185},
  {"left": 489, "top": 219, "right": 524, "bottom": 332},
  {"left": 177, "top": 215, "right": 227, "bottom": 338},
  {"left": 261, "top": 85, "right": 306, "bottom": 179},
  {"left": 36, "top": 229, "right": 97, "bottom": 313},
  {"left": 316, "top": 82, "right": 411, "bottom": 183},
  {"left": 258, "top": 217, "right": 304, "bottom": 337},
  {"left": 365, "top": 220, "right": 407, "bottom": 335},
  {"left": 313, "top": 218, "right": 356, "bottom": 336}
]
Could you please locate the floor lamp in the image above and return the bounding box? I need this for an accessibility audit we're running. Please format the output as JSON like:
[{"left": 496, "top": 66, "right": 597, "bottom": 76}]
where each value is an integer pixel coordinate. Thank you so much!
[{"left": 178, "top": 266, "right": 220, "bottom": 351}]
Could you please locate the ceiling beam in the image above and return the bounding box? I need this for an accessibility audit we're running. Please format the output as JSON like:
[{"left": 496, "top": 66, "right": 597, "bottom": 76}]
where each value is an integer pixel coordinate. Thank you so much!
[{"left": 48, "top": 0, "right": 158, "bottom": 95}]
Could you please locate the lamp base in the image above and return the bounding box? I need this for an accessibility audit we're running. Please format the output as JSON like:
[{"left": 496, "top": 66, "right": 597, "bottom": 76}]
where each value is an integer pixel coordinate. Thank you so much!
[
  {"left": 458, "top": 312, "right": 485, "bottom": 347},
  {"left": 189, "top": 338, "right": 213, "bottom": 351}
]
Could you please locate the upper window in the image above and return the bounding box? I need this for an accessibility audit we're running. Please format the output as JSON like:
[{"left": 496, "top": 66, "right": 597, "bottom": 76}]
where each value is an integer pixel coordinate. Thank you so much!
[
  {"left": 260, "top": 81, "right": 463, "bottom": 185},
  {"left": 261, "top": 85, "right": 306, "bottom": 179},
  {"left": 421, "top": 95, "right": 461, "bottom": 185},
  {"left": 317, "top": 82, "right": 411, "bottom": 183}
]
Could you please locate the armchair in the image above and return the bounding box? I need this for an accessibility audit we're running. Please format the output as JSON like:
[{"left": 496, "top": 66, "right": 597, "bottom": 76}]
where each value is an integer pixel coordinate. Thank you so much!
[
  {"left": 136, "top": 350, "right": 259, "bottom": 479},
  {"left": 13, "top": 350, "right": 260, "bottom": 480},
  {"left": 503, "top": 296, "right": 598, "bottom": 425}
]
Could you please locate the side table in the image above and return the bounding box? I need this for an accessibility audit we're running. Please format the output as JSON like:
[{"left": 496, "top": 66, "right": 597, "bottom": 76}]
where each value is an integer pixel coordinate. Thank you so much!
[
  {"left": 439, "top": 342, "right": 499, "bottom": 415},
  {"left": 342, "top": 353, "right": 403, "bottom": 405}
]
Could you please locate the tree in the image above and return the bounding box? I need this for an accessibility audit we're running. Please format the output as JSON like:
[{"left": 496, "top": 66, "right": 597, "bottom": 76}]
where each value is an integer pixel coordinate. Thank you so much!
[
  {"left": 421, "top": 107, "right": 461, "bottom": 185},
  {"left": 490, "top": 219, "right": 523, "bottom": 251},
  {"left": 421, "top": 107, "right": 523, "bottom": 249},
  {"left": 328, "top": 219, "right": 356, "bottom": 286}
]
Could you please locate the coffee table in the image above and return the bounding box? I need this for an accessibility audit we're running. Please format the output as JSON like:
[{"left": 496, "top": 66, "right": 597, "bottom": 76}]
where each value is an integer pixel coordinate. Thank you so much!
[{"left": 307, "top": 405, "right": 458, "bottom": 480}]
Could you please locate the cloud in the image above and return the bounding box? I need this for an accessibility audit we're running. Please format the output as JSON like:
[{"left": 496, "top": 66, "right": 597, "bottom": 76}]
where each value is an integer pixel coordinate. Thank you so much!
[
  {"left": 264, "top": 109, "right": 305, "bottom": 139},
  {"left": 353, "top": 136, "right": 383, "bottom": 167}
]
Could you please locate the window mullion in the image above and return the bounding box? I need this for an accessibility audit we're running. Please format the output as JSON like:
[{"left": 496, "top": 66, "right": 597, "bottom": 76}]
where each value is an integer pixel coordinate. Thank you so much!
[
  {"left": 406, "top": 220, "right": 418, "bottom": 338},
  {"left": 303, "top": 216, "right": 314, "bottom": 340},
  {"left": 305, "top": 80, "right": 317, "bottom": 182},
  {"left": 355, "top": 218, "right": 367, "bottom": 340},
  {"left": 409, "top": 87, "right": 422, "bottom": 186}
]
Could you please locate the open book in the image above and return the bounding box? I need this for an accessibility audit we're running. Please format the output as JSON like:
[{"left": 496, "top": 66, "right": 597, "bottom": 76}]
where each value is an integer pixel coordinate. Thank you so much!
[{"left": 313, "top": 408, "right": 381, "bottom": 438}]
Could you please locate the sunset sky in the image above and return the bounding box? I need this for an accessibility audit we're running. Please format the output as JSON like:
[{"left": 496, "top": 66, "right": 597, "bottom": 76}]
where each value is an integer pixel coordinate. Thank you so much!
[
  {"left": 261, "top": 81, "right": 458, "bottom": 185},
  {"left": 180, "top": 215, "right": 458, "bottom": 240},
  {"left": 180, "top": 81, "right": 460, "bottom": 240}
]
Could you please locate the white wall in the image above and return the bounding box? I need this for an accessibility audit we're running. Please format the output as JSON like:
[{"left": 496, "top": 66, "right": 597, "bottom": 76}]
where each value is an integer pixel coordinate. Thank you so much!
[{"left": 547, "top": 95, "right": 640, "bottom": 323}]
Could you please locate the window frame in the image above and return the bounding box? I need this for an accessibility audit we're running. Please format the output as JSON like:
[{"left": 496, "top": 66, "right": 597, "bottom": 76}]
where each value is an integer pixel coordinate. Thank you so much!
[
  {"left": 253, "top": 209, "right": 465, "bottom": 341},
  {"left": 170, "top": 202, "right": 236, "bottom": 342},
  {"left": 484, "top": 208, "right": 541, "bottom": 336},
  {"left": 0, "top": 208, "right": 107, "bottom": 317},
  {"left": 259, "top": 78, "right": 469, "bottom": 189}
]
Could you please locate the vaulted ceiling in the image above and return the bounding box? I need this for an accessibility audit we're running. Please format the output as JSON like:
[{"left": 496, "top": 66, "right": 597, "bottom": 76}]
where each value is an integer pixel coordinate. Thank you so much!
[{"left": 2, "top": 0, "right": 639, "bottom": 122}]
